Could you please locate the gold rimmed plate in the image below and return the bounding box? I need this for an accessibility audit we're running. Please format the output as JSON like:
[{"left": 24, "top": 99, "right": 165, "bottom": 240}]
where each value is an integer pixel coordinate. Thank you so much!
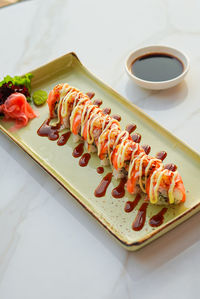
[{"left": 0, "top": 52, "right": 200, "bottom": 250}]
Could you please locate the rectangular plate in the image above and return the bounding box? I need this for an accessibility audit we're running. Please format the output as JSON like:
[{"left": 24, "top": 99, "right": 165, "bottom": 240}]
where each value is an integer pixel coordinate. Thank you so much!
[{"left": 1, "top": 52, "right": 200, "bottom": 251}]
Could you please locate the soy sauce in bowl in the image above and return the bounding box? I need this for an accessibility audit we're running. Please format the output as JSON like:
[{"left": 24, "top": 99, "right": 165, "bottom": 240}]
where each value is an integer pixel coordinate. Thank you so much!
[
  {"left": 125, "top": 45, "right": 189, "bottom": 90},
  {"left": 131, "top": 53, "right": 183, "bottom": 82}
]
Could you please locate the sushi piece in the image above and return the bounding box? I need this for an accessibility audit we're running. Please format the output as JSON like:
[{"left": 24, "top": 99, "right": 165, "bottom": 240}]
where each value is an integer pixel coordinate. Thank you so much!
[
  {"left": 46, "top": 83, "right": 186, "bottom": 205},
  {"left": 127, "top": 153, "right": 185, "bottom": 205}
]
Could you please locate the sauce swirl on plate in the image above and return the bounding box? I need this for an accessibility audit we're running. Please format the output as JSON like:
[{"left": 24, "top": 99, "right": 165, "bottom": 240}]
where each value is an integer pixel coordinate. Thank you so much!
[
  {"left": 37, "top": 119, "right": 61, "bottom": 141},
  {"left": 132, "top": 202, "right": 148, "bottom": 231},
  {"left": 156, "top": 151, "right": 167, "bottom": 161},
  {"left": 149, "top": 207, "right": 167, "bottom": 227},
  {"left": 124, "top": 194, "right": 141, "bottom": 213},
  {"left": 126, "top": 124, "right": 137, "bottom": 134},
  {"left": 79, "top": 153, "right": 91, "bottom": 167},
  {"left": 72, "top": 143, "right": 84, "bottom": 158},
  {"left": 57, "top": 132, "right": 71, "bottom": 146},
  {"left": 94, "top": 173, "right": 112, "bottom": 197},
  {"left": 112, "top": 178, "right": 127, "bottom": 198},
  {"left": 97, "top": 167, "right": 104, "bottom": 174}
]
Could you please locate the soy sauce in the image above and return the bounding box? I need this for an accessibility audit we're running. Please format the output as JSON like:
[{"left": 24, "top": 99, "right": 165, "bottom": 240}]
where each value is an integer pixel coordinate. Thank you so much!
[{"left": 131, "top": 53, "right": 183, "bottom": 82}]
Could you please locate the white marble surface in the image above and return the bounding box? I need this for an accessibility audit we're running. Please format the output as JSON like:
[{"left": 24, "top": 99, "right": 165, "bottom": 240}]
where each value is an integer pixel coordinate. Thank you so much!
[{"left": 0, "top": 0, "right": 200, "bottom": 298}]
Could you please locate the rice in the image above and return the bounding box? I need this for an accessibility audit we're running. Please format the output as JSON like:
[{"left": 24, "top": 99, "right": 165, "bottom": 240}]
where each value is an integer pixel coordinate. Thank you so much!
[
  {"left": 153, "top": 187, "right": 182, "bottom": 205},
  {"left": 73, "top": 134, "right": 82, "bottom": 143},
  {"left": 63, "top": 116, "right": 70, "bottom": 129},
  {"left": 100, "top": 158, "right": 110, "bottom": 166},
  {"left": 84, "top": 141, "right": 97, "bottom": 153},
  {"left": 173, "top": 188, "right": 183, "bottom": 204},
  {"left": 113, "top": 168, "right": 126, "bottom": 180}
]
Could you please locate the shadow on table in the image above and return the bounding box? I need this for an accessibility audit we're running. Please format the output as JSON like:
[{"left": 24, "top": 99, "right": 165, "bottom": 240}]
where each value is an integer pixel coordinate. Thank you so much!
[
  {"left": 1, "top": 121, "right": 200, "bottom": 284},
  {"left": 125, "top": 211, "right": 200, "bottom": 280},
  {"left": 125, "top": 80, "right": 188, "bottom": 111}
]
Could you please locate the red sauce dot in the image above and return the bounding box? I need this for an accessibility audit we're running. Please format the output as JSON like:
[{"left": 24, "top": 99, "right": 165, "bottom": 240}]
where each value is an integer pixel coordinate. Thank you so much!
[
  {"left": 124, "top": 194, "right": 141, "bottom": 213},
  {"left": 164, "top": 163, "right": 177, "bottom": 172},
  {"left": 141, "top": 144, "right": 151, "bottom": 155},
  {"left": 97, "top": 167, "right": 104, "bottom": 174},
  {"left": 132, "top": 202, "right": 148, "bottom": 231},
  {"left": 149, "top": 208, "right": 167, "bottom": 227},
  {"left": 72, "top": 143, "right": 84, "bottom": 158},
  {"left": 79, "top": 153, "right": 91, "bottom": 167},
  {"left": 131, "top": 133, "right": 141, "bottom": 143},
  {"left": 37, "top": 119, "right": 61, "bottom": 141},
  {"left": 112, "top": 178, "right": 126, "bottom": 198},
  {"left": 93, "top": 99, "right": 102, "bottom": 107},
  {"left": 94, "top": 173, "right": 112, "bottom": 197},
  {"left": 57, "top": 132, "right": 71, "bottom": 146},
  {"left": 111, "top": 114, "right": 121, "bottom": 122},
  {"left": 156, "top": 151, "right": 167, "bottom": 161},
  {"left": 86, "top": 92, "right": 95, "bottom": 99},
  {"left": 126, "top": 124, "right": 137, "bottom": 134},
  {"left": 102, "top": 107, "right": 111, "bottom": 115}
]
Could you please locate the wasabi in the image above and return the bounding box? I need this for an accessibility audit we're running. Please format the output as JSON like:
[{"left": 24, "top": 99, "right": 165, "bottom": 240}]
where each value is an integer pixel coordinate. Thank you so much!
[{"left": 32, "top": 90, "right": 48, "bottom": 106}]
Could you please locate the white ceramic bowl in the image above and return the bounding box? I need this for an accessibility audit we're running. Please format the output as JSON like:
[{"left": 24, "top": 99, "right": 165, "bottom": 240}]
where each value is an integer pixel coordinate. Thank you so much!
[{"left": 125, "top": 45, "right": 189, "bottom": 90}]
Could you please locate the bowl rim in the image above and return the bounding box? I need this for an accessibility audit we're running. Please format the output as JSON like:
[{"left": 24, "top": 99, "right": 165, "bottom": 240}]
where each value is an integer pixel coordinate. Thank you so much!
[{"left": 125, "top": 45, "right": 190, "bottom": 86}]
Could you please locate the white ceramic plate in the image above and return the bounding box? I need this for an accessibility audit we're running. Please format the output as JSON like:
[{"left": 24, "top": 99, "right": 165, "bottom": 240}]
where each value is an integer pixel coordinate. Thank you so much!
[{"left": 125, "top": 45, "right": 189, "bottom": 90}]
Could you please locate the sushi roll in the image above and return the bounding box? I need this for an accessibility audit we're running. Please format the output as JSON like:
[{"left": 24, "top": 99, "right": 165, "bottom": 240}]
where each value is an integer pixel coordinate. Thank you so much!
[
  {"left": 111, "top": 134, "right": 139, "bottom": 179},
  {"left": 127, "top": 153, "right": 185, "bottom": 205},
  {"left": 47, "top": 83, "right": 186, "bottom": 205}
]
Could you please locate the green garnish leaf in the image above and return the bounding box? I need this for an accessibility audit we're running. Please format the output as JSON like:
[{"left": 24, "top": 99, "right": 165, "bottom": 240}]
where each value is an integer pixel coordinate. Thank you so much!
[
  {"left": 32, "top": 90, "right": 48, "bottom": 106},
  {"left": 0, "top": 73, "right": 33, "bottom": 92},
  {"left": 0, "top": 73, "right": 33, "bottom": 104}
]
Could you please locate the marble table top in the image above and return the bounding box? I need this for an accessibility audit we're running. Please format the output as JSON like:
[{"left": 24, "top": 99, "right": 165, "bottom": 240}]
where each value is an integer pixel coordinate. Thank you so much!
[{"left": 0, "top": 0, "right": 200, "bottom": 298}]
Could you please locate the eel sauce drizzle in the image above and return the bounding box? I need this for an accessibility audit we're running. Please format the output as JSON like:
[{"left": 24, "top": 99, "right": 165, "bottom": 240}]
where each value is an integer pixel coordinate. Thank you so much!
[
  {"left": 102, "top": 107, "right": 111, "bottom": 115},
  {"left": 37, "top": 107, "right": 171, "bottom": 232},
  {"left": 164, "top": 163, "right": 177, "bottom": 172},
  {"left": 156, "top": 151, "right": 167, "bottom": 161},
  {"left": 141, "top": 144, "right": 151, "bottom": 155},
  {"left": 37, "top": 119, "right": 61, "bottom": 141},
  {"left": 93, "top": 99, "right": 102, "bottom": 107},
  {"left": 131, "top": 133, "right": 141, "bottom": 143},
  {"left": 94, "top": 173, "right": 112, "bottom": 197},
  {"left": 86, "top": 92, "right": 95, "bottom": 99},
  {"left": 57, "top": 132, "right": 71, "bottom": 146},
  {"left": 149, "top": 208, "right": 168, "bottom": 227},
  {"left": 132, "top": 202, "right": 149, "bottom": 231},
  {"left": 79, "top": 153, "right": 91, "bottom": 167},
  {"left": 111, "top": 114, "right": 121, "bottom": 122},
  {"left": 97, "top": 167, "right": 104, "bottom": 174},
  {"left": 112, "top": 178, "right": 127, "bottom": 198},
  {"left": 125, "top": 124, "right": 137, "bottom": 134},
  {"left": 124, "top": 194, "right": 141, "bottom": 213},
  {"left": 72, "top": 143, "right": 84, "bottom": 158}
]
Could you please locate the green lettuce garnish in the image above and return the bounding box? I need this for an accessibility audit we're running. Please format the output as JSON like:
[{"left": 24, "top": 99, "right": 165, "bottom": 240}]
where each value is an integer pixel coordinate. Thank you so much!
[{"left": 0, "top": 73, "right": 33, "bottom": 103}]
